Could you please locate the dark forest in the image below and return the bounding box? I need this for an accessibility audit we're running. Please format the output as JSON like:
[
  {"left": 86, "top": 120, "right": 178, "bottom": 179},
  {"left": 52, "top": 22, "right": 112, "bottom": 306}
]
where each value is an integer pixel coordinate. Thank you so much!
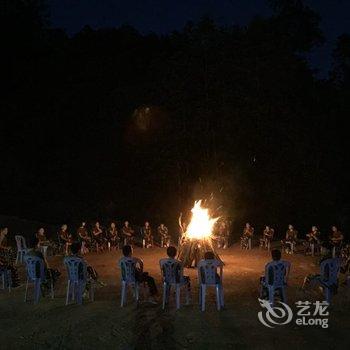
[{"left": 1, "top": 0, "right": 349, "bottom": 237}]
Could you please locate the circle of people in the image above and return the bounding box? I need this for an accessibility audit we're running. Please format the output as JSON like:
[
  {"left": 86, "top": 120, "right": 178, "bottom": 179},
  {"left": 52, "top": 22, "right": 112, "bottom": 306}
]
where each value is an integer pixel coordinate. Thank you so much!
[{"left": 0, "top": 221, "right": 348, "bottom": 308}]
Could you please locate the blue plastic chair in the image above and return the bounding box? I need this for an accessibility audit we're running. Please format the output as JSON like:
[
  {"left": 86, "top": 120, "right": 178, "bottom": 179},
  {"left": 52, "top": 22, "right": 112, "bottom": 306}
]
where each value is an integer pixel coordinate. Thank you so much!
[
  {"left": 15, "top": 235, "right": 28, "bottom": 264},
  {"left": 264, "top": 260, "right": 291, "bottom": 306},
  {"left": 160, "top": 258, "right": 190, "bottom": 309},
  {"left": 64, "top": 256, "right": 93, "bottom": 305},
  {"left": 119, "top": 258, "right": 139, "bottom": 307},
  {"left": 24, "top": 255, "right": 54, "bottom": 304},
  {"left": 197, "top": 259, "right": 224, "bottom": 311},
  {"left": 320, "top": 258, "right": 340, "bottom": 304},
  {"left": 0, "top": 268, "right": 11, "bottom": 292}
]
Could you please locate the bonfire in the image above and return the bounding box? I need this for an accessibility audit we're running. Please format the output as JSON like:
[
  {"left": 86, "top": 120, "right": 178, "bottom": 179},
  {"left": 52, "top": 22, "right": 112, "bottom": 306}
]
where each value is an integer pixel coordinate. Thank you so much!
[{"left": 178, "top": 200, "right": 221, "bottom": 267}]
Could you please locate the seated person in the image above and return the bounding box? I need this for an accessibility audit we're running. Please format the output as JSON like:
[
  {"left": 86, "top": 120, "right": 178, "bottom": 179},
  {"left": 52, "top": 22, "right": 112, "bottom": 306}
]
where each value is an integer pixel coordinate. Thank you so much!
[
  {"left": 142, "top": 221, "right": 153, "bottom": 248},
  {"left": 302, "top": 252, "right": 339, "bottom": 296},
  {"left": 259, "top": 249, "right": 291, "bottom": 302},
  {"left": 119, "top": 245, "right": 158, "bottom": 302},
  {"left": 0, "top": 227, "right": 19, "bottom": 288},
  {"left": 158, "top": 223, "right": 170, "bottom": 248},
  {"left": 59, "top": 224, "right": 73, "bottom": 255},
  {"left": 260, "top": 226, "right": 274, "bottom": 249},
  {"left": 77, "top": 222, "right": 92, "bottom": 252},
  {"left": 68, "top": 242, "right": 104, "bottom": 290},
  {"left": 217, "top": 221, "right": 229, "bottom": 249},
  {"left": 92, "top": 222, "right": 105, "bottom": 252},
  {"left": 281, "top": 225, "right": 298, "bottom": 254},
  {"left": 304, "top": 226, "right": 321, "bottom": 254},
  {"left": 198, "top": 251, "right": 224, "bottom": 285},
  {"left": 241, "top": 222, "right": 254, "bottom": 249},
  {"left": 26, "top": 237, "right": 61, "bottom": 293},
  {"left": 159, "top": 246, "right": 191, "bottom": 293},
  {"left": 121, "top": 221, "right": 135, "bottom": 245},
  {"left": 329, "top": 226, "right": 344, "bottom": 248},
  {"left": 107, "top": 222, "right": 119, "bottom": 250}
]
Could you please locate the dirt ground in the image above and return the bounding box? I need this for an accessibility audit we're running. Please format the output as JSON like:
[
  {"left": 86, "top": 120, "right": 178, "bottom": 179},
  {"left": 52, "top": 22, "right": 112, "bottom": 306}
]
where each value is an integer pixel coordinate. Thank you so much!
[{"left": 1, "top": 245, "right": 350, "bottom": 350}]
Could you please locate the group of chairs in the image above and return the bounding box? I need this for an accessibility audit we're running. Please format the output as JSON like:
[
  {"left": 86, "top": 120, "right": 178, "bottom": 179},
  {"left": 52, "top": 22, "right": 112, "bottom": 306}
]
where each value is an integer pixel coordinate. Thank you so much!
[
  {"left": 4, "top": 234, "right": 342, "bottom": 308},
  {"left": 261, "top": 257, "right": 341, "bottom": 305},
  {"left": 23, "top": 254, "right": 95, "bottom": 305},
  {"left": 120, "top": 258, "right": 224, "bottom": 311}
]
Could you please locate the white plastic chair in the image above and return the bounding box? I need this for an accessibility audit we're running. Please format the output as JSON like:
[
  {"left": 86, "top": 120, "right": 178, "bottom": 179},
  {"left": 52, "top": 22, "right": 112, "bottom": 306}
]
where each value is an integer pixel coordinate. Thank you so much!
[
  {"left": 197, "top": 259, "right": 224, "bottom": 311},
  {"left": 0, "top": 268, "right": 11, "bottom": 292},
  {"left": 320, "top": 258, "right": 340, "bottom": 304},
  {"left": 24, "top": 255, "right": 54, "bottom": 304},
  {"left": 119, "top": 258, "right": 139, "bottom": 307},
  {"left": 15, "top": 235, "right": 28, "bottom": 264},
  {"left": 160, "top": 259, "right": 190, "bottom": 309},
  {"left": 64, "top": 256, "right": 94, "bottom": 305},
  {"left": 264, "top": 260, "right": 290, "bottom": 306}
]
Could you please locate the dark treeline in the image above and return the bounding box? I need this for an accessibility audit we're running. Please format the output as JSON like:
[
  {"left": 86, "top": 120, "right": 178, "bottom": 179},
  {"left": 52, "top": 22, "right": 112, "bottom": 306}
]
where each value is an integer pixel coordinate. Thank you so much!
[{"left": 1, "top": 0, "right": 349, "bottom": 237}]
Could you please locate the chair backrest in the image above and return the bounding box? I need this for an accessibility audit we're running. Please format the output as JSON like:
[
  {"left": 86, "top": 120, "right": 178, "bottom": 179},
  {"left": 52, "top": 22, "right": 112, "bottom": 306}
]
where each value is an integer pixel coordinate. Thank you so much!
[
  {"left": 320, "top": 258, "right": 340, "bottom": 286},
  {"left": 160, "top": 259, "right": 182, "bottom": 284},
  {"left": 64, "top": 256, "right": 87, "bottom": 282},
  {"left": 265, "top": 261, "right": 289, "bottom": 288},
  {"left": 24, "top": 255, "right": 45, "bottom": 281},
  {"left": 198, "top": 259, "right": 221, "bottom": 285},
  {"left": 120, "top": 258, "right": 136, "bottom": 283},
  {"left": 15, "top": 235, "right": 27, "bottom": 250}
]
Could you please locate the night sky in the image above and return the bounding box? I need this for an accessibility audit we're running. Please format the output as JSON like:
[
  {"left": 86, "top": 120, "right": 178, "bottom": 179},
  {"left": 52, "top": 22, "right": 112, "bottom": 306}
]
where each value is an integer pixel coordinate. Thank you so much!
[{"left": 49, "top": 0, "right": 350, "bottom": 77}]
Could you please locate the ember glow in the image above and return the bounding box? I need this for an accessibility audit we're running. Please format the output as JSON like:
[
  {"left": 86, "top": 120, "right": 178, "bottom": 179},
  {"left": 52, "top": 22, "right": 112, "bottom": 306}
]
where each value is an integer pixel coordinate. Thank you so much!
[{"left": 186, "top": 200, "right": 219, "bottom": 240}]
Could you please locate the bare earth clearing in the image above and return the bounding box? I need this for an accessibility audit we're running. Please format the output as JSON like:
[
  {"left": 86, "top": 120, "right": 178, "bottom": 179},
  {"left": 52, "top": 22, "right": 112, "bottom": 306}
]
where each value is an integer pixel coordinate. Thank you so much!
[{"left": 1, "top": 245, "right": 350, "bottom": 349}]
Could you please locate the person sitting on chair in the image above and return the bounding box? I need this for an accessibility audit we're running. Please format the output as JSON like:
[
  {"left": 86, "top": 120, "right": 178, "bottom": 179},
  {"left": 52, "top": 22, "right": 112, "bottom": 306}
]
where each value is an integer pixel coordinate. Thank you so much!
[
  {"left": 260, "top": 226, "right": 274, "bottom": 249},
  {"left": 302, "top": 252, "right": 339, "bottom": 298},
  {"left": 241, "top": 222, "right": 254, "bottom": 249},
  {"left": 329, "top": 226, "right": 343, "bottom": 252},
  {"left": 158, "top": 223, "right": 170, "bottom": 247},
  {"left": 217, "top": 221, "right": 229, "bottom": 249},
  {"left": 119, "top": 245, "right": 158, "bottom": 302},
  {"left": 121, "top": 221, "right": 135, "bottom": 245},
  {"left": 142, "top": 221, "right": 153, "bottom": 248},
  {"left": 26, "top": 237, "right": 61, "bottom": 294},
  {"left": 77, "top": 222, "right": 91, "bottom": 252},
  {"left": 0, "top": 227, "right": 19, "bottom": 288},
  {"left": 159, "top": 246, "right": 191, "bottom": 293},
  {"left": 281, "top": 225, "right": 298, "bottom": 254},
  {"left": 304, "top": 226, "right": 321, "bottom": 255},
  {"left": 59, "top": 224, "right": 73, "bottom": 255},
  {"left": 259, "top": 249, "right": 291, "bottom": 302},
  {"left": 69, "top": 241, "right": 104, "bottom": 290},
  {"left": 92, "top": 222, "right": 105, "bottom": 252},
  {"left": 200, "top": 251, "right": 224, "bottom": 284},
  {"left": 107, "top": 222, "right": 119, "bottom": 250}
]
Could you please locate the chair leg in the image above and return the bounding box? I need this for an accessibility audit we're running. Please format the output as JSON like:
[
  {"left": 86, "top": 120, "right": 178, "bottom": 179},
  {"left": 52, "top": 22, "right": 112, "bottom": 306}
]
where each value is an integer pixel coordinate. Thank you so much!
[
  {"left": 162, "top": 283, "right": 167, "bottom": 309},
  {"left": 201, "top": 285, "right": 206, "bottom": 311},
  {"left": 185, "top": 284, "right": 190, "bottom": 305},
  {"left": 66, "top": 280, "right": 71, "bottom": 305},
  {"left": 176, "top": 284, "right": 180, "bottom": 310},
  {"left": 90, "top": 282, "right": 94, "bottom": 302},
  {"left": 324, "top": 287, "right": 332, "bottom": 304},
  {"left": 121, "top": 282, "right": 126, "bottom": 307},
  {"left": 268, "top": 286, "right": 274, "bottom": 306},
  {"left": 281, "top": 287, "right": 286, "bottom": 303},
  {"left": 34, "top": 280, "right": 41, "bottom": 304},
  {"left": 221, "top": 285, "right": 224, "bottom": 307},
  {"left": 51, "top": 281, "right": 54, "bottom": 299},
  {"left": 24, "top": 278, "right": 29, "bottom": 302},
  {"left": 135, "top": 283, "right": 139, "bottom": 302},
  {"left": 215, "top": 285, "right": 221, "bottom": 311}
]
